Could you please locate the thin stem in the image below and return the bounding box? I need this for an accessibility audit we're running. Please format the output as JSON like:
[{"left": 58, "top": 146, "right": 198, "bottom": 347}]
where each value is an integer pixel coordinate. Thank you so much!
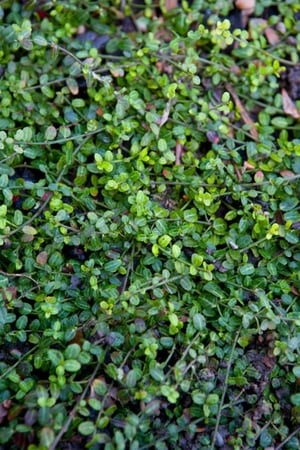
[
  {"left": 0, "top": 345, "right": 39, "bottom": 380},
  {"left": 49, "top": 362, "right": 100, "bottom": 450},
  {"left": 210, "top": 327, "right": 240, "bottom": 450},
  {"left": 15, "top": 127, "right": 103, "bottom": 146},
  {"left": 0, "top": 270, "right": 39, "bottom": 286},
  {"left": 50, "top": 42, "right": 84, "bottom": 66},
  {"left": 274, "top": 425, "right": 300, "bottom": 450}
]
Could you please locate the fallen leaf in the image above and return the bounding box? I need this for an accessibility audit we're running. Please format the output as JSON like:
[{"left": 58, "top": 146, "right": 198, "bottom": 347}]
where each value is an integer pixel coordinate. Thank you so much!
[
  {"left": 66, "top": 78, "right": 79, "bottom": 95},
  {"left": 0, "top": 286, "right": 17, "bottom": 301},
  {"left": 230, "top": 65, "right": 241, "bottom": 76},
  {"left": 36, "top": 251, "right": 48, "bottom": 265},
  {"left": 110, "top": 67, "right": 124, "bottom": 77},
  {"left": 235, "top": 0, "right": 255, "bottom": 10},
  {"left": 233, "top": 162, "right": 243, "bottom": 182},
  {"left": 274, "top": 210, "right": 285, "bottom": 225},
  {"left": 206, "top": 130, "right": 220, "bottom": 144},
  {"left": 157, "top": 99, "right": 173, "bottom": 128},
  {"left": 235, "top": 0, "right": 255, "bottom": 22},
  {"left": 264, "top": 27, "right": 280, "bottom": 45},
  {"left": 225, "top": 83, "right": 259, "bottom": 141},
  {"left": 243, "top": 161, "right": 255, "bottom": 171},
  {"left": 280, "top": 170, "right": 295, "bottom": 177},
  {"left": 291, "top": 286, "right": 300, "bottom": 296},
  {"left": 96, "top": 107, "right": 103, "bottom": 116},
  {"left": 165, "top": 0, "right": 178, "bottom": 10},
  {"left": 281, "top": 88, "right": 300, "bottom": 119},
  {"left": 175, "top": 140, "right": 183, "bottom": 165},
  {"left": 21, "top": 234, "right": 35, "bottom": 242}
]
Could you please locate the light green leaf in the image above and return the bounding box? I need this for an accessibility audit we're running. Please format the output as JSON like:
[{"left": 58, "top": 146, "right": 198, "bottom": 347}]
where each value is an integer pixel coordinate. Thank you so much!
[
  {"left": 45, "top": 126, "right": 57, "bottom": 141},
  {"left": 22, "top": 225, "right": 38, "bottom": 235},
  {"left": 78, "top": 421, "right": 96, "bottom": 436},
  {"left": 64, "top": 359, "right": 81, "bottom": 372},
  {"left": 193, "top": 313, "right": 206, "bottom": 330},
  {"left": 239, "top": 264, "right": 255, "bottom": 275},
  {"left": 158, "top": 138, "right": 167, "bottom": 152}
]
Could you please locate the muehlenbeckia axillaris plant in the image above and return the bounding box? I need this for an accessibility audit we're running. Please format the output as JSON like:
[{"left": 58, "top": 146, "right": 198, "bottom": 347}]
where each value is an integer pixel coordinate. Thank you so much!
[{"left": 0, "top": 1, "right": 300, "bottom": 449}]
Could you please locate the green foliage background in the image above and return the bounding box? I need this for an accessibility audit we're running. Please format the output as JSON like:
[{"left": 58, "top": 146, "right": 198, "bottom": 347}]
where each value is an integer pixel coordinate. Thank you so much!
[{"left": 0, "top": 1, "right": 300, "bottom": 449}]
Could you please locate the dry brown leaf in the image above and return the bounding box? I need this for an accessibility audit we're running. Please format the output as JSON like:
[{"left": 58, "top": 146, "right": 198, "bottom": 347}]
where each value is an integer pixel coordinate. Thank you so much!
[
  {"left": 291, "top": 286, "right": 300, "bottom": 296},
  {"left": 249, "top": 18, "right": 267, "bottom": 38},
  {"left": 233, "top": 162, "right": 243, "bottom": 182},
  {"left": 36, "top": 251, "right": 48, "bottom": 265},
  {"left": 157, "top": 99, "right": 173, "bottom": 128},
  {"left": 165, "top": 0, "right": 178, "bottom": 10},
  {"left": 0, "top": 286, "right": 17, "bottom": 301},
  {"left": 243, "top": 161, "right": 255, "bottom": 171},
  {"left": 175, "top": 140, "right": 183, "bottom": 165},
  {"left": 280, "top": 170, "right": 295, "bottom": 177},
  {"left": 230, "top": 65, "right": 241, "bottom": 76},
  {"left": 225, "top": 83, "right": 259, "bottom": 141},
  {"left": 96, "top": 107, "right": 103, "bottom": 117},
  {"left": 264, "top": 27, "right": 280, "bottom": 45},
  {"left": 281, "top": 88, "right": 300, "bottom": 119},
  {"left": 235, "top": 0, "right": 255, "bottom": 10}
]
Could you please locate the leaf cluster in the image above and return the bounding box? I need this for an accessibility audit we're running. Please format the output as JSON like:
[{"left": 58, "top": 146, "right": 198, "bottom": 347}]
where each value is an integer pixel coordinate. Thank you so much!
[{"left": 0, "top": 1, "right": 300, "bottom": 449}]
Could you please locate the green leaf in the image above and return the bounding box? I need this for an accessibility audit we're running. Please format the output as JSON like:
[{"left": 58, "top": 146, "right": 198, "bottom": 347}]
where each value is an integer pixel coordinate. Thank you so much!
[
  {"left": 158, "top": 234, "right": 172, "bottom": 247},
  {"left": 114, "top": 430, "right": 125, "bottom": 450},
  {"left": 155, "top": 219, "right": 168, "bottom": 234},
  {"left": 59, "top": 126, "right": 71, "bottom": 138},
  {"left": 291, "top": 393, "right": 300, "bottom": 406},
  {"left": 203, "top": 282, "right": 224, "bottom": 298},
  {"left": 193, "top": 313, "right": 206, "bottom": 330},
  {"left": 0, "top": 174, "right": 8, "bottom": 188},
  {"left": 271, "top": 117, "right": 289, "bottom": 128},
  {"left": 206, "top": 394, "right": 219, "bottom": 404},
  {"left": 183, "top": 208, "right": 198, "bottom": 223},
  {"left": 0, "top": 205, "right": 7, "bottom": 217},
  {"left": 280, "top": 197, "right": 298, "bottom": 212},
  {"left": 192, "top": 390, "right": 205, "bottom": 405},
  {"left": 93, "top": 378, "right": 107, "bottom": 396},
  {"left": 292, "top": 366, "right": 300, "bottom": 378},
  {"left": 239, "top": 264, "right": 255, "bottom": 275},
  {"left": 33, "top": 34, "right": 48, "bottom": 46},
  {"left": 64, "top": 343, "right": 81, "bottom": 359},
  {"left": 150, "top": 366, "right": 165, "bottom": 382},
  {"left": 125, "top": 370, "right": 138, "bottom": 387},
  {"left": 45, "top": 126, "right": 57, "bottom": 141},
  {"left": 161, "top": 385, "right": 179, "bottom": 403},
  {"left": 78, "top": 421, "right": 96, "bottom": 436},
  {"left": 13, "top": 210, "right": 23, "bottom": 225},
  {"left": 158, "top": 138, "right": 167, "bottom": 152},
  {"left": 104, "top": 259, "right": 122, "bottom": 272},
  {"left": 64, "top": 359, "right": 81, "bottom": 372},
  {"left": 180, "top": 277, "right": 193, "bottom": 291},
  {"left": 191, "top": 254, "right": 203, "bottom": 267},
  {"left": 172, "top": 244, "right": 181, "bottom": 258},
  {"left": 22, "top": 225, "right": 38, "bottom": 235},
  {"left": 40, "top": 427, "right": 55, "bottom": 447},
  {"left": 213, "top": 218, "right": 227, "bottom": 233},
  {"left": 48, "top": 349, "right": 63, "bottom": 366},
  {"left": 72, "top": 98, "right": 85, "bottom": 108}
]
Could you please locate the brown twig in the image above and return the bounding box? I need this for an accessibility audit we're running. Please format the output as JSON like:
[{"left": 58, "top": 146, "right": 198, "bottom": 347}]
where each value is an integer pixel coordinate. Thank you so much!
[
  {"left": 0, "top": 270, "right": 39, "bottom": 286},
  {"left": 225, "top": 83, "right": 259, "bottom": 141}
]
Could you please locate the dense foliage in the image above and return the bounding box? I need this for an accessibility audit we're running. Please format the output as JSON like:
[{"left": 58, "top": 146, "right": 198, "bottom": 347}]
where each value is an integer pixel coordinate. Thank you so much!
[{"left": 0, "top": 1, "right": 300, "bottom": 449}]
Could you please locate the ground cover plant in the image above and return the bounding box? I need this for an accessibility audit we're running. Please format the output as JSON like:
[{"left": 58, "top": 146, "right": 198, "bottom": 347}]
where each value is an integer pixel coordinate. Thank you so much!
[{"left": 0, "top": 0, "right": 300, "bottom": 448}]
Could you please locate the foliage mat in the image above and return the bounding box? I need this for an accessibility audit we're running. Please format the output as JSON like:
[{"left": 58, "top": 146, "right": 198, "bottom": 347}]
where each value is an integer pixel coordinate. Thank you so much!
[{"left": 0, "top": 1, "right": 300, "bottom": 449}]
